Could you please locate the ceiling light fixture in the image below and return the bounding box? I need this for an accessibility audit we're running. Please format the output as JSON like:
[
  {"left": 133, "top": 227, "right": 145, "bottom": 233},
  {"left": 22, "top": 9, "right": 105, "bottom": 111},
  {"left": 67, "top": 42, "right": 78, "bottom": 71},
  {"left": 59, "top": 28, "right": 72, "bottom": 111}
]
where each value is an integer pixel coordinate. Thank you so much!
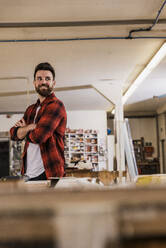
[{"left": 122, "top": 42, "right": 166, "bottom": 105}]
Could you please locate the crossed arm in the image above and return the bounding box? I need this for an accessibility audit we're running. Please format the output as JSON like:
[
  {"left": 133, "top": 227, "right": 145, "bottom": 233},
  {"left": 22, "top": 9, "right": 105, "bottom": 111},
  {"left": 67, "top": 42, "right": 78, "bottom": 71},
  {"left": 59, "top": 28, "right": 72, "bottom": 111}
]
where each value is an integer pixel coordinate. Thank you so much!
[
  {"left": 11, "top": 101, "right": 66, "bottom": 143},
  {"left": 14, "top": 118, "right": 36, "bottom": 140}
]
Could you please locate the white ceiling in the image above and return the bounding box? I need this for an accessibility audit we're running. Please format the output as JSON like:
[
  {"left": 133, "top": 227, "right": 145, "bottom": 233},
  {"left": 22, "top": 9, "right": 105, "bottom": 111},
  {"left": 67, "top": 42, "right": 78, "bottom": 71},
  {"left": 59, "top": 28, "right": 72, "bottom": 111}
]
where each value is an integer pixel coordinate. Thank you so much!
[{"left": 0, "top": 0, "right": 166, "bottom": 114}]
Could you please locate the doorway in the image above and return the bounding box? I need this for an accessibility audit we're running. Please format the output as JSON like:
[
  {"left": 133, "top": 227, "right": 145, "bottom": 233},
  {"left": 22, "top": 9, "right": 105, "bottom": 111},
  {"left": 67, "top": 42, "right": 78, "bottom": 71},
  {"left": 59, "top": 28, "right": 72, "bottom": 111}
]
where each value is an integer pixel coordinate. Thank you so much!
[{"left": 0, "top": 140, "right": 9, "bottom": 177}]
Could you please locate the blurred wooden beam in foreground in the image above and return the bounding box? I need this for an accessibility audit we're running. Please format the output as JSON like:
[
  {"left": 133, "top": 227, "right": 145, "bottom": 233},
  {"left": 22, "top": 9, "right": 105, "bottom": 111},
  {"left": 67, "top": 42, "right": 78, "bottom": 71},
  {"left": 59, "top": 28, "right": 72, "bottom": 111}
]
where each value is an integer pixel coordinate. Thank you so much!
[{"left": 0, "top": 179, "right": 166, "bottom": 247}]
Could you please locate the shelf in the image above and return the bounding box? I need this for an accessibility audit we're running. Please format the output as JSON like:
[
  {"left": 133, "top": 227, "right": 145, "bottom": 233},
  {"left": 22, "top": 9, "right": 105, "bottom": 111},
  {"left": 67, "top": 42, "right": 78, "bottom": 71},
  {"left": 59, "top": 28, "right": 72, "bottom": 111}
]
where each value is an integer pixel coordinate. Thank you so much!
[
  {"left": 64, "top": 129, "right": 99, "bottom": 170},
  {"left": 85, "top": 144, "right": 98, "bottom": 146},
  {"left": 84, "top": 152, "right": 98, "bottom": 154},
  {"left": 84, "top": 137, "right": 97, "bottom": 139},
  {"left": 69, "top": 151, "right": 84, "bottom": 154}
]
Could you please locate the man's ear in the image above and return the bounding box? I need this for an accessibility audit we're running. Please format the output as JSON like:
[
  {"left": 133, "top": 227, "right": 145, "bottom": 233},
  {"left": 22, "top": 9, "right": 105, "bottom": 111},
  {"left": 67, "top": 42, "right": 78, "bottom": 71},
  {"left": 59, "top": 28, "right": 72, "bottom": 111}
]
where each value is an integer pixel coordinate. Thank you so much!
[{"left": 53, "top": 80, "right": 56, "bottom": 87}]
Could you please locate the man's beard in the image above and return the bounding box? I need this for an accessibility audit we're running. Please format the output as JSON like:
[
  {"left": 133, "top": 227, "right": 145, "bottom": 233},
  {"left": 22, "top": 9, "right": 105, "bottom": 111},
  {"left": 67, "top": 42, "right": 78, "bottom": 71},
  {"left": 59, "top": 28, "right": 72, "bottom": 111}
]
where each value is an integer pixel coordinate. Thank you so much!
[{"left": 35, "top": 84, "right": 53, "bottom": 97}]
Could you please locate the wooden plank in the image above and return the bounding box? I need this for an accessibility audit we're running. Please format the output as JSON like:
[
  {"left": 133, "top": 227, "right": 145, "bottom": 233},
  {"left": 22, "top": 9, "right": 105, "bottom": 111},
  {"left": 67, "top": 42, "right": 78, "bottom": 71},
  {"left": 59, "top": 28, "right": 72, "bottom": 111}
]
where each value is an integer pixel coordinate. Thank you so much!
[{"left": 65, "top": 170, "right": 127, "bottom": 185}]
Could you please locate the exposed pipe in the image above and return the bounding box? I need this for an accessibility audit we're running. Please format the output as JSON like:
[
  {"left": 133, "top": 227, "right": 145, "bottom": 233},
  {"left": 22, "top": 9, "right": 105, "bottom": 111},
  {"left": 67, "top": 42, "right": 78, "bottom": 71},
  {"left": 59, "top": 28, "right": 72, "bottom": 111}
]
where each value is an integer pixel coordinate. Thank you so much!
[
  {"left": 108, "top": 114, "right": 157, "bottom": 119},
  {"left": 0, "top": 19, "right": 166, "bottom": 28},
  {"left": 127, "top": 0, "right": 166, "bottom": 39},
  {"left": 0, "top": 37, "right": 127, "bottom": 43},
  {"left": 0, "top": 36, "right": 166, "bottom": 43}
]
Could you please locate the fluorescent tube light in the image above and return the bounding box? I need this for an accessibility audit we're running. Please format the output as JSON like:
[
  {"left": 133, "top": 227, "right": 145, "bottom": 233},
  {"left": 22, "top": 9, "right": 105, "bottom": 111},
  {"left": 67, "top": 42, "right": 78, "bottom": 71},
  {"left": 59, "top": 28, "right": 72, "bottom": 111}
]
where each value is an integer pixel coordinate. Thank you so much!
[{"left": 122, "top": 42, "right": 166, "bottom": 105}]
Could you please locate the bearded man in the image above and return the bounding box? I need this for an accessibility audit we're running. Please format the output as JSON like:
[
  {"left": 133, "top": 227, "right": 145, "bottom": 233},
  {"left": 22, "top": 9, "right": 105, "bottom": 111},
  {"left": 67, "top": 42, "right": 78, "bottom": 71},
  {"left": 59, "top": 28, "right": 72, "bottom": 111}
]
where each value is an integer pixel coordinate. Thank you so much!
[{"left": 10, "top": 62, "right": 67, "bottom": 181}]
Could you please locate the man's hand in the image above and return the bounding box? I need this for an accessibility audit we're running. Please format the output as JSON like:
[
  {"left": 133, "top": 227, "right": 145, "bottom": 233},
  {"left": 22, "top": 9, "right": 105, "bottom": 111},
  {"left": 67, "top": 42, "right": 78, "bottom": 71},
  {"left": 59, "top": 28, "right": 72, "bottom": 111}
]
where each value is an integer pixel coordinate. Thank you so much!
[
  {"left": 14, "top": 118, "right": 26, "bottom": 127},
  {"left": 15, "top": 118, "right": 36, "bottom": 139},
  {"left": 26, "top": 123, "right": 36, "bottom": 132}
]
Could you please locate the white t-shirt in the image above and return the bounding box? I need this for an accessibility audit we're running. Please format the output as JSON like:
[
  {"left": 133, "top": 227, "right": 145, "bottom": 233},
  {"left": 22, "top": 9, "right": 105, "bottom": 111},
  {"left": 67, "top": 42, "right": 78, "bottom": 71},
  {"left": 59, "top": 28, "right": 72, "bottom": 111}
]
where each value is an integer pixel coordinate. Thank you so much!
[{"left": 25, "top": 106, "right": 45, "bottom": 178}]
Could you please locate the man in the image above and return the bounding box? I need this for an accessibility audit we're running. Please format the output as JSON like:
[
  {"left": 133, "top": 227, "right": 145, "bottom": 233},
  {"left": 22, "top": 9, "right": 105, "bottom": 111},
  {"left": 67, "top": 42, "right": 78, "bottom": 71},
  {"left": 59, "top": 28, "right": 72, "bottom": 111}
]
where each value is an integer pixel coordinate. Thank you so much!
[{"left": 10, "top": 62, "right": 67, "bottom": 181}]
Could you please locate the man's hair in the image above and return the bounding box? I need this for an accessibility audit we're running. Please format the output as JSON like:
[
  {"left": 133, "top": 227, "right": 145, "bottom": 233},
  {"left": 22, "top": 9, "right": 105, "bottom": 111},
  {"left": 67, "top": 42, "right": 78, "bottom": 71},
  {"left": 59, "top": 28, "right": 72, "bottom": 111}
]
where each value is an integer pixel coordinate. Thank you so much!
[{"left": 34, "top": 62, "right": 55, "bottom": 80}]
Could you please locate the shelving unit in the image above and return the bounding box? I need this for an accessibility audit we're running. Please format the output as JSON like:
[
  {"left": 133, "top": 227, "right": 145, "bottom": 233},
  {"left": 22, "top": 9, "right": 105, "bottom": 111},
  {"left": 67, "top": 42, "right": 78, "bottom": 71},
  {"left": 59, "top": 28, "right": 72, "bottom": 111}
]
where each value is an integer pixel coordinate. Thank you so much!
[
  {"left": 10, "top": 140, "right": 23, "bottom": 176},
  {"left": 133, "top": 137, "right": 160, "bottom": 174},
  {"left": 64, "top": 129, "right": 99, "bottom": 171}
]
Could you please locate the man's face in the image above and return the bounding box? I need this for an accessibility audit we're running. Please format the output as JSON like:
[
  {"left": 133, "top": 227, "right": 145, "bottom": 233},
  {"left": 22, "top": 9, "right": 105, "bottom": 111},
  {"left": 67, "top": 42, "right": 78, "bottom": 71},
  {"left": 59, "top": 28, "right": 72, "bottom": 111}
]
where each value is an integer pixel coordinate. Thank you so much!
[{"left": 34, "top": 70, "right": 55, "bottom": 97}]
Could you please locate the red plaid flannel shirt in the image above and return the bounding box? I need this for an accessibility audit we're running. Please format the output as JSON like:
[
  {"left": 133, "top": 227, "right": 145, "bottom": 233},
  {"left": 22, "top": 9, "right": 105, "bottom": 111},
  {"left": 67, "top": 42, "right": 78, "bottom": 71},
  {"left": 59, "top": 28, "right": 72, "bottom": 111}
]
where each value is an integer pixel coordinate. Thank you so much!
[{"left": 10, "top": 93, "right": 67, "bottom": 178}]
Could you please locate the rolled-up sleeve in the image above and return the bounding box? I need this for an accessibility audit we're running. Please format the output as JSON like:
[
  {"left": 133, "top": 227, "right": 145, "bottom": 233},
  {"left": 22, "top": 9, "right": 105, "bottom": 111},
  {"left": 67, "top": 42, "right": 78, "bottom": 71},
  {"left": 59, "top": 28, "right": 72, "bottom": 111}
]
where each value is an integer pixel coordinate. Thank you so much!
[
  {"left": 9, "top": 107, "right": 29, "bottom": 141},
  {"left": 10, "top": 126, "right": 21, "bottom": 141}
]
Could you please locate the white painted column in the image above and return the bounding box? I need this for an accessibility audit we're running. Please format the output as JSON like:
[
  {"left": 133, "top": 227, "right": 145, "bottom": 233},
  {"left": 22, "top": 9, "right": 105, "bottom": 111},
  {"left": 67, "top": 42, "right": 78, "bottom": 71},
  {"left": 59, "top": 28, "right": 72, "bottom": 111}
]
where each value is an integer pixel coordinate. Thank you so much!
[
  {"left": 114, "top": 90, "right": 125, "bottom": 183},
  {"left": 107, "top": 135, "right": 115, "bottom": 171},
  {"left": 92, "top": 83, "right": 125, "bottom": 183}
]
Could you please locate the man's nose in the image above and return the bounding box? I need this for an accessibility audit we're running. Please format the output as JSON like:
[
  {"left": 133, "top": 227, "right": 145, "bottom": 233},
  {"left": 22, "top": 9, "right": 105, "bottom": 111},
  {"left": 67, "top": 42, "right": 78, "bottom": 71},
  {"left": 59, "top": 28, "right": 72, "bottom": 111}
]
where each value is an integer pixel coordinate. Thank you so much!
[{"left": 40, "top": 78, "right": 47, "bottom": 84}]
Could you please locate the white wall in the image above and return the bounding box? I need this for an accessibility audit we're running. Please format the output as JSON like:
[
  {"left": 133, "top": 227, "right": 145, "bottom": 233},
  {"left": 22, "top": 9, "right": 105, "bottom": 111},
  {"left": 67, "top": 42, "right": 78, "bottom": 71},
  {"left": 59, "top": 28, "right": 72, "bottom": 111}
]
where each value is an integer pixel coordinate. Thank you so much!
[
  {"left": 67, "top": 110, "right": 107, "bottom": 136},
  {"left": 0, "top": 114, "right": 23, "bottom": 132}
]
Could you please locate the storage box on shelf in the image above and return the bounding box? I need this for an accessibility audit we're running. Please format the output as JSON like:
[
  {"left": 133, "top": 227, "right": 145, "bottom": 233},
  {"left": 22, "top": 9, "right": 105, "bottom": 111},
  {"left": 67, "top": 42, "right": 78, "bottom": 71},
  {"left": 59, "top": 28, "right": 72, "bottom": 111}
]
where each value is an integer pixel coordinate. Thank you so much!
[{"left": 64, "top": 129, "right": 99, "bottom": 171}]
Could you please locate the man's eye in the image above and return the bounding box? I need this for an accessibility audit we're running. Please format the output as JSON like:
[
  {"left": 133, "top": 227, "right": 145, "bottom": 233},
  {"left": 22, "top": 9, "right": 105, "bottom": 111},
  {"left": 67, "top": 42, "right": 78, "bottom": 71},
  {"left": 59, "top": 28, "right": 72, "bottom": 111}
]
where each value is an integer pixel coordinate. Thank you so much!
[
  {"left": 45, "top": 77, "right": 51, "bottom": 81},
  {"left": 37, "top": 77, "right": 42, "bottom": 81}
]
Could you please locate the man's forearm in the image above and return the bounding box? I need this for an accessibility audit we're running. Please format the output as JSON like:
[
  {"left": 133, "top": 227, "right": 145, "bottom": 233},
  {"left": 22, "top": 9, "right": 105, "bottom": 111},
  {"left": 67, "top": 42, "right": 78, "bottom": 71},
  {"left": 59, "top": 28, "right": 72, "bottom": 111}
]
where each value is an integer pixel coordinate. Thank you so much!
[
  {"left": 17, "top": 126, "right": 29, "bottom": 139},
  {"left": 17, "top": 124, "right": 36, "bottom": 140}
]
